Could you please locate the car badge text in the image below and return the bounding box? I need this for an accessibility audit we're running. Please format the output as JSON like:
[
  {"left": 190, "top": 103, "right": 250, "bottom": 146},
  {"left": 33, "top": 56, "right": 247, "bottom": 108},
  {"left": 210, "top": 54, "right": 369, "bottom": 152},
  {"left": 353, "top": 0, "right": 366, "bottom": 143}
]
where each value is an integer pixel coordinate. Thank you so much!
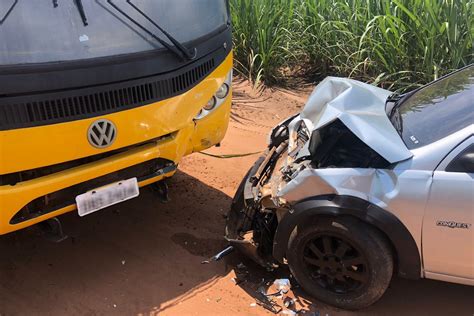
[{"left": 436, "top": 220, "right": 471, "bottom": 229}]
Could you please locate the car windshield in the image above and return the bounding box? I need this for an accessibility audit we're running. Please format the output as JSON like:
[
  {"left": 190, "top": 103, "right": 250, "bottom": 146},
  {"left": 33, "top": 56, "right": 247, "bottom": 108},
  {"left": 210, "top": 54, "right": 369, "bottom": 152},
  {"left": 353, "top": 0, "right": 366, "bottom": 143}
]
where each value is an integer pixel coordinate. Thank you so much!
[
  {"left": 0, "top": 0, "right": 228, "bottom": 65},
  {"left": 390, "top": 65, "right": 474, "bottom": 149}
]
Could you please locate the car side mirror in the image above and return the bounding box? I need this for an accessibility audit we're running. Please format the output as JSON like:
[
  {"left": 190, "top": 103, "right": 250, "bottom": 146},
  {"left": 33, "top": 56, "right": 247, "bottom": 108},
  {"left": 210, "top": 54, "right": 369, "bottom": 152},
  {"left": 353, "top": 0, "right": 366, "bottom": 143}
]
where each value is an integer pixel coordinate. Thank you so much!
[
  {"left": 458, "top": 153, "right": 474, "bottom": 173},
  {"left": 446, "top": 146, "right": 474, "bottom": 173}
]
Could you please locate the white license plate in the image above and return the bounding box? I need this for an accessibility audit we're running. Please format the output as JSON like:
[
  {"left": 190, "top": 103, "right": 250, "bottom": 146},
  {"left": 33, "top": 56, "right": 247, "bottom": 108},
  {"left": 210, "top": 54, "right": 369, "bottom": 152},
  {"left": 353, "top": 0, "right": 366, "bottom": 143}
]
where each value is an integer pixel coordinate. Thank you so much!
[{"left": 76, "top": 178, "right": 139, "bottom": 217}]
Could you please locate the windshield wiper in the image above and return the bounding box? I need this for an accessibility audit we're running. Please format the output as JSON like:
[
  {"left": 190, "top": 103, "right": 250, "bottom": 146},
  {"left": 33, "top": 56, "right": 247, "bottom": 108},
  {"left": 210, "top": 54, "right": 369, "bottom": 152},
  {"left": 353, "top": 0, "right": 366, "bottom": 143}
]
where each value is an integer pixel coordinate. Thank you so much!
[
  {"left": 74, "top": 0, "right": 88, "bottom": 26},
  {"left": 0, "top": 0, "right": 18, "bottom": 26},
  {"left": 107, "top": 0, "right": 196, "bottom": 61},
  {"left": 390, "top": 106, "right": 403, "bottom": 135},
  {"left": 126, "top": 0, "right": 196, "bottom": 60},
  {"left": 386, "top": 93, "right": 401, "bottom": 116}
]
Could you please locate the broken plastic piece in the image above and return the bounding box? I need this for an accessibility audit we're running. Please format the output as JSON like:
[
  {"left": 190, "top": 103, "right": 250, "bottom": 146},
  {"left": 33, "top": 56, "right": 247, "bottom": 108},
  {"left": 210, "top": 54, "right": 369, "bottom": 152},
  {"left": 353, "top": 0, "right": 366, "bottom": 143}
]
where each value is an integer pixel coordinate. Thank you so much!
[
  {"left": 273, "top": 279, "right": 291, "bottom": 294},
  {"left": 283, "top": 297, "right": 295, "bottom": 308},
  {"left": 201, "top": 245, "right": 234, "bottom": 264},
  {"left": 236, "top": 262, "right": 247, "bottom": 270},
  {"left": 258, "top": 286, "right": 283, "bottom": 298},
  {"left": 255, "top": 292, "right": 282, "bottom": 314},
  {"left": 232, "top": 263, "right": 249, "bottom": 285}
]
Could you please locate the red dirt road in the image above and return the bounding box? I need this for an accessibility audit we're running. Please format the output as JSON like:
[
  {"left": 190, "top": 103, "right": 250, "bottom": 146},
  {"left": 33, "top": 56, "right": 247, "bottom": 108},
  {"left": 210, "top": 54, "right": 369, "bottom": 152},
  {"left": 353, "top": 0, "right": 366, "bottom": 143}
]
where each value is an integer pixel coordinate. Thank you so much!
[{"left": 0, "top": 81, "right": 472, "bottom": 315}]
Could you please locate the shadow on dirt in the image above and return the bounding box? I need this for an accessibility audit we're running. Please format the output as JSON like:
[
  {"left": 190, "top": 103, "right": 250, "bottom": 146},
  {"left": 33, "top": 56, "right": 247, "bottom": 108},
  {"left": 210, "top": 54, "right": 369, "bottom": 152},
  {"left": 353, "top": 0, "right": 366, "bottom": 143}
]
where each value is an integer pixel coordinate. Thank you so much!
[
  {"left": 229, "top": 254, "right": 474, "bottom": 315},
  {"left": 0, "top": 169, "right": 472, "bottom": 316},
  {"left": 0, "top": 170, "right": 232, "bottom": 315}
]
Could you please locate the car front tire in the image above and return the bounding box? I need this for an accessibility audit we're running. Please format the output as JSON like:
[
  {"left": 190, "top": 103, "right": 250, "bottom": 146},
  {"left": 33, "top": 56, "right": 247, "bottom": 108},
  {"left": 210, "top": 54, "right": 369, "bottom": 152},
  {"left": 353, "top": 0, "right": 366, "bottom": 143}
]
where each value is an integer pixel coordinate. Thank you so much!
[{"left": 287, "top": 217, "right": 393, "bottom": 310}]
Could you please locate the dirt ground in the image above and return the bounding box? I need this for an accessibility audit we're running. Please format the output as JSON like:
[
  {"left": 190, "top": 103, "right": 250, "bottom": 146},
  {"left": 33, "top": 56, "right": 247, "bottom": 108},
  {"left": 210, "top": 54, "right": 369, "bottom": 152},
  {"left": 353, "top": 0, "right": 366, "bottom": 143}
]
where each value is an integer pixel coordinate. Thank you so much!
[{"left": 0, "top": 80, "right": 473, "bottom": 316}]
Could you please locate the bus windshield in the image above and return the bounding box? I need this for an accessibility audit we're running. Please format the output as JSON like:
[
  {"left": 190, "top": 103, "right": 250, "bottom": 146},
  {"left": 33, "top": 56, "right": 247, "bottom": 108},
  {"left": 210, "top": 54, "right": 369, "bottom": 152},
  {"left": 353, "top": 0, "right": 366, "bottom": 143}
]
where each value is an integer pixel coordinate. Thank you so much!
[{"left": 0, "top": 0, "right": 229, "bottom": 65}]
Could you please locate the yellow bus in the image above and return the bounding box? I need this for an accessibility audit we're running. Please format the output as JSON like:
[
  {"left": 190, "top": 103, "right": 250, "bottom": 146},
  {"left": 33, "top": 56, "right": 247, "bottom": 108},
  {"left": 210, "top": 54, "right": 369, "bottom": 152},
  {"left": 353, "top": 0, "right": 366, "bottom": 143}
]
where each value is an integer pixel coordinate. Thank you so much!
[{"left": 0, "top": 0, "right": 232, "bottom": 236}]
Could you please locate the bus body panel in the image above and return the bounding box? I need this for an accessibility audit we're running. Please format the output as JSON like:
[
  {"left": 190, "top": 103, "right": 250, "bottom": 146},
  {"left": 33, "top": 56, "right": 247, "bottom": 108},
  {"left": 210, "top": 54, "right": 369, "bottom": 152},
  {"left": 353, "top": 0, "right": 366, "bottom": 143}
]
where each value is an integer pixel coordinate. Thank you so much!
[
  {"left": 0, "top": 53, "right": 233, "bottom": 235},
  {"left": 0, "top": 53, "right": 232, "bottom": 174}
]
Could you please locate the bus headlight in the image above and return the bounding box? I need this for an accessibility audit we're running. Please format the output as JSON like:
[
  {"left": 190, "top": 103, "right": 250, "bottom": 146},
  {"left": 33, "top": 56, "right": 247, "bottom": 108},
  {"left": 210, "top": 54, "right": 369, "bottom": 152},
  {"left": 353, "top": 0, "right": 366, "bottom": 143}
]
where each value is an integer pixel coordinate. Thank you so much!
[
  {"left": 215, "top": 83, "right": 229, "bottom": 99},
  {"left": 195, "top": 71, "right": 232, "bottom": 120},
  {"left": 204, "top": 96, "right": 217, "bottom": 111}
]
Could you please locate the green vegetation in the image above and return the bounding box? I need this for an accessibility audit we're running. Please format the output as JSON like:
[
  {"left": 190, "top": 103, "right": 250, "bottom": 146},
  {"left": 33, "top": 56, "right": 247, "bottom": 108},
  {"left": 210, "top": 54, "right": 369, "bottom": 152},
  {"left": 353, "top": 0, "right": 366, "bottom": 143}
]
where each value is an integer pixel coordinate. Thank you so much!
[{"left": 230, "top": 0, "right": 473, "bottom": 91}]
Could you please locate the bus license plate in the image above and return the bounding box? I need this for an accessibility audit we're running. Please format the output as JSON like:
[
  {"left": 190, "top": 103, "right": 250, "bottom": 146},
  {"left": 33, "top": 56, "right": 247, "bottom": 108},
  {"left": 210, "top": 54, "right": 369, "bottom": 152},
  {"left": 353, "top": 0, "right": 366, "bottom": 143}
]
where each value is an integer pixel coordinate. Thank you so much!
[{"left": 76, "top": 178, "right": 139, "bottom": 217}]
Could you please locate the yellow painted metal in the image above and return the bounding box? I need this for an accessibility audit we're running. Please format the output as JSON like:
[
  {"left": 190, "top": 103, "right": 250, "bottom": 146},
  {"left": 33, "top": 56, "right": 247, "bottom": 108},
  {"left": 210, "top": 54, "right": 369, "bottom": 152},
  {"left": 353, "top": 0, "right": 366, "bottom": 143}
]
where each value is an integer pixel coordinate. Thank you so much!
[{"left": 0, "top": 52, "right": 233, "bottom": 235}]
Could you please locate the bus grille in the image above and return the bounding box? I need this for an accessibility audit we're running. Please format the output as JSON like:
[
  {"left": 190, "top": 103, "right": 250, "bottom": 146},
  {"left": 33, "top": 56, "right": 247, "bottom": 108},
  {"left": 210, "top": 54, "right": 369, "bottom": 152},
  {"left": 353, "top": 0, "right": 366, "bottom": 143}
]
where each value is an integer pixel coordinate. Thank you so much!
[{"left": 0, "top": 57, "right": 215, "bottom": 130}]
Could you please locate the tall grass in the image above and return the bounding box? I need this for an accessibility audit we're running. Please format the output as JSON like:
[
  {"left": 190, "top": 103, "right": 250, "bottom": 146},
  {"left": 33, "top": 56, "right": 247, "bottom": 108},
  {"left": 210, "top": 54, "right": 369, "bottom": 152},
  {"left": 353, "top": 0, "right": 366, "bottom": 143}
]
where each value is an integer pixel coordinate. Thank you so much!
[
  {"left": 230, "top": 0, "right": 297, "bottom": 85},
  {"left": 230, "top": 0, "right": 473, "bottom": 91}
]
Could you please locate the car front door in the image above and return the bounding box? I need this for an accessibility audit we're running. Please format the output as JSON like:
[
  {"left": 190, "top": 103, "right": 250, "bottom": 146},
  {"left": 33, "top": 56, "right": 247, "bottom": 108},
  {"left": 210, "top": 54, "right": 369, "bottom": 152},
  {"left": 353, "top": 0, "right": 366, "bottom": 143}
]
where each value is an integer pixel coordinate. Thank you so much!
[{"left": 422, "top": 138, "right": 474, "bottom": 284}]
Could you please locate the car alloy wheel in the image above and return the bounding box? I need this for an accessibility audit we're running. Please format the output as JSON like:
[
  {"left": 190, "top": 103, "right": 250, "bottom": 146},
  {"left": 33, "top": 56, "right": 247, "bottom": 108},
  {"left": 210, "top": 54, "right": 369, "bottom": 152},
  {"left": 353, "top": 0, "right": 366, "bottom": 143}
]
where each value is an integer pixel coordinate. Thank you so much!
[{"left": 302, "top": 233, "right": 369, "bottom": 294}]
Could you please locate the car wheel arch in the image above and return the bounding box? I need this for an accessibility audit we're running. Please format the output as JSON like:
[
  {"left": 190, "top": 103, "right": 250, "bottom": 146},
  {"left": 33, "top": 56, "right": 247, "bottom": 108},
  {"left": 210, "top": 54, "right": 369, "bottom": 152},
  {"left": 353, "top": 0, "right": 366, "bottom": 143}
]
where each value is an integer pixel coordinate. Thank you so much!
[{"left": 273, "top": 195, "right": 422, "bottom": 280}]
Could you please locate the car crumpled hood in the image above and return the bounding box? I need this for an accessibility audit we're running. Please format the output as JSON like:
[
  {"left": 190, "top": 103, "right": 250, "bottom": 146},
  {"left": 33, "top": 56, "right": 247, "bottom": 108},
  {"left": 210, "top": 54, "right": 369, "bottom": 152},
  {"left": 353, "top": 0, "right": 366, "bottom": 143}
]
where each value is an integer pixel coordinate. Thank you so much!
[{"left": 295, "top": 77, "right": 413, "bottom": 163}]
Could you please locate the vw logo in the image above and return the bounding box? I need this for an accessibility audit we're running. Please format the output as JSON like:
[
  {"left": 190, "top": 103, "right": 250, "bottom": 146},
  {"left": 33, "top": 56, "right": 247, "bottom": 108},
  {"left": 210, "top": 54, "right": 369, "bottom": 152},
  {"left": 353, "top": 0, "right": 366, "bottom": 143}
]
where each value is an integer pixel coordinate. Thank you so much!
[{"left": 87, "top": 119, "right": 117, "bottom": 148}]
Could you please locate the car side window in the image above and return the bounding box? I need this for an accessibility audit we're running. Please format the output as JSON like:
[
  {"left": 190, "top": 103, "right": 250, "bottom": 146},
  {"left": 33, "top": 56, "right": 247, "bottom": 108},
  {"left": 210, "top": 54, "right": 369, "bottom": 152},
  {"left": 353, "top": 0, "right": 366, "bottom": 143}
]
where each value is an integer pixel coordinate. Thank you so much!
[{"left": 445, "top": 144, "right": 474, "bottom": 173}]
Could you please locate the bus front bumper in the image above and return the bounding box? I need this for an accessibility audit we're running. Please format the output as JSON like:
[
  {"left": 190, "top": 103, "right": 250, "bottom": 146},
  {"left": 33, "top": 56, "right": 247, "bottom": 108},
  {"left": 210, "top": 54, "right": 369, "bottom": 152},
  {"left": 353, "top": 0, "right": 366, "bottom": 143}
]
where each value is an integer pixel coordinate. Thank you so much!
[{"left": 0, "top": 97, "right": 231, "bottom": 235}]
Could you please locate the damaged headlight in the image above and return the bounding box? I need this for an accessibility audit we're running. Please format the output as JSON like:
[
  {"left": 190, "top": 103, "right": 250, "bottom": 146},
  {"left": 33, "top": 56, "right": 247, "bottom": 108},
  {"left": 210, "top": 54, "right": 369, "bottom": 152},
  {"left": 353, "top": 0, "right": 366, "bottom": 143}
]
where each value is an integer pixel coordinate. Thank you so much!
[
  {"left": 296, "top": 121, "right": 310, "bottom": 144},
  {"left": 289, "top": 120, "right": 310, "bottom": 158},
  {"left": 195, "top": 70, "right": 232, "bottom": 120},
  {"left": 266, "top": 114, "right": 300, "bottom": 146}
]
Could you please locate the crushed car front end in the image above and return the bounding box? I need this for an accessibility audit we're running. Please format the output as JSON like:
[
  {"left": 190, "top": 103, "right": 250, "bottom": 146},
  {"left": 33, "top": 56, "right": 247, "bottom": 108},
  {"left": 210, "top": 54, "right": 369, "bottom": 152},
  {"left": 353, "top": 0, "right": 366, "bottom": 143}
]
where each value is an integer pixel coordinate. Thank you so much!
[{"left": 226, "top": 77, "right": 422, "bottom": 278}]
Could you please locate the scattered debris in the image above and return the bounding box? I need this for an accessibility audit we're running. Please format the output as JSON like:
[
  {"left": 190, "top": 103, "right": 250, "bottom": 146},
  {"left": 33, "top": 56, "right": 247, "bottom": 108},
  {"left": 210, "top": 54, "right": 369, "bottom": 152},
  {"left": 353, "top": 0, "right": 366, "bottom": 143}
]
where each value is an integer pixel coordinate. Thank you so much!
[
  {"left": 283, "top": 297, "right": 294, "bottom": 308},
  {"left": 201, "top": 245, "right": 235, "bottom": 264},
  {"left": 250, "top": 302, "right": 257, "bottom": 307},
  {"left": 255, "top": 290, "right": 283, "bottom": 314},
  {"left": 258, "top": 286, "right": 282, "bottom": 298},
  {"left": 236, "top": 262, "right": 247, "bottom": 270},
  {"left": 273, "top": 279, "right": 291, "bottom": 294},
  {"left": 231, "top": 261, "right": 250, "bottom": 285},
  {"left": 256, "top": 298, "right": 282, "bottom": 314},
  {"left": 249, "top": 277, "right": 311, "bottom": 315}
]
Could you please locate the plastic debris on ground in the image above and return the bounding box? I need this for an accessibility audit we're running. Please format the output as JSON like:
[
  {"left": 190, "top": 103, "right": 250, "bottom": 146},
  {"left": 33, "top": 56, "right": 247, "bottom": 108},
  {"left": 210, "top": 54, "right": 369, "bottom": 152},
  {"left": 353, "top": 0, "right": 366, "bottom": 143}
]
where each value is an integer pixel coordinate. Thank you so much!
[
  {"left": 255, "top": 291, "right": 283, "bottom": 314},
  {"left": 254, "top": 277, "right": 323, "bottom": 315},
  {"left": 201, "top": 245, "right": 235, "bottom": 264},
  {"left": 227, "top": 262, "right": 320, "bottom": 315},
  {"left": 283, "top": 297, "right": 295, "bottom": 308},
  {"left": 231, "top": 262, "right": 249, "bottom": 285},
  {"left": 273, "top": 279, "right": 291, "bottom": 294}
]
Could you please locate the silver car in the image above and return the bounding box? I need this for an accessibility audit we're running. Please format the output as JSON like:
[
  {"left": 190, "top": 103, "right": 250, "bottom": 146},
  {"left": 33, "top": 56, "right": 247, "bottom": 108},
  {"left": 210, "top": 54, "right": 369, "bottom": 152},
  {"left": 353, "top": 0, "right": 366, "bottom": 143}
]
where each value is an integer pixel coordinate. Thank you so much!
[{"left": 226, "top": 65, "right": 473, "bottom": 310}]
